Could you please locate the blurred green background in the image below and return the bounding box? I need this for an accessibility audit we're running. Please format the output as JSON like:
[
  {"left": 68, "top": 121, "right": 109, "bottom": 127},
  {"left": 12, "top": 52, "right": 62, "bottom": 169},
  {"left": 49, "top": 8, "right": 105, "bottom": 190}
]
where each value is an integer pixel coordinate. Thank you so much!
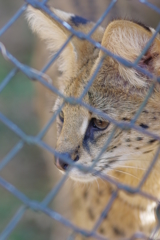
[
  {"left": 0, "top": 1, "right": 53, "bottom": 239},
  {"left": 0, "top": 37, "right": 51, "bottom": 240},
  {"left": 1, "top": 0, "right": 160, "bottom": 239}
]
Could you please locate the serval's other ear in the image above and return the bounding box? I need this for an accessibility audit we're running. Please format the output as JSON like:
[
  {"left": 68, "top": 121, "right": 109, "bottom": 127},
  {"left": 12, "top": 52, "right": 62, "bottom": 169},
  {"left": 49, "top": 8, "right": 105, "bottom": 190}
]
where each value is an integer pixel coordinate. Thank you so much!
[
  {"left": 100, "top": 20, "right": 160, "bottom": 87},
  {"left": 26, "top": 6, "right": 104, "bottom": 81}
]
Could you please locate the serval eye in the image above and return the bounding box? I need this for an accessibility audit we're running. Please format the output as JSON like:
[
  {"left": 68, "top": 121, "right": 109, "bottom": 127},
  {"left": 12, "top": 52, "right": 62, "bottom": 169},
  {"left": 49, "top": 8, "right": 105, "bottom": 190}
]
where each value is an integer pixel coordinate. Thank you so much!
[
  {"left": 92, "top": 118, "right": 109, "bottom": 130},
  {"left": 59, "top": 111, "right": 64, "bottom": 122}
]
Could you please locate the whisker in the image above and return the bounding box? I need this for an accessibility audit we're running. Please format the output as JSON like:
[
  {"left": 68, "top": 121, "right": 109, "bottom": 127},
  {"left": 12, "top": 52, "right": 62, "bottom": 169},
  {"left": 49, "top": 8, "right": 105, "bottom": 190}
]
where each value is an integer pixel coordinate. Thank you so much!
[
  {"left": 98, "top": 177, "right": 107, "bottom": 185},
  {"left": 112, "top": 165, "right": 146, "bottom": 171},
  {"left": 94, "top": 168, "right": 124, "bottom": 182},
  {"left": 98, "top": 164, "right": 146, "bottom": 171},
  {"left": 109, "top": 167, "right": 140, "bottom": 180},
  {"left": 86, "top": 181, "right": 91, "bottom": 191},
  {"left": 99, "top": 157, "right": 152, "bottom": 162},
  {"left": 105, "top": 174, "right": 120, "bottom": 181},
  {"left": 99, "top": 155, "right": 160, "bottom": 163},
  {"left": 95, "top": 178, "right": 100, "bottom": 191}
]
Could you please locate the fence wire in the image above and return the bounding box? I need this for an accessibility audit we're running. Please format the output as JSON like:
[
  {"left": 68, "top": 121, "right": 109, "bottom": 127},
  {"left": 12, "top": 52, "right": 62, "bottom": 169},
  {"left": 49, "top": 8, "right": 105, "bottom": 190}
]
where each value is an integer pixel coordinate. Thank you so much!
[{"left": 0, "top": 0, "right": 160, "bottom": 239}]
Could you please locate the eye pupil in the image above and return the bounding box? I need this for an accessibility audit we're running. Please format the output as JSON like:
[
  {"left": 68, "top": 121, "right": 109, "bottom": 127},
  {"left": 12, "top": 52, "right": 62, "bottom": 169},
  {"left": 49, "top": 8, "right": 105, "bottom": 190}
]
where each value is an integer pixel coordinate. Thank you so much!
[
  {"left": 92, "top": 118, "right": 109, "bottom": 130},
  {"left": 59, "top": 111, "right": 64, "bottom": 122}
]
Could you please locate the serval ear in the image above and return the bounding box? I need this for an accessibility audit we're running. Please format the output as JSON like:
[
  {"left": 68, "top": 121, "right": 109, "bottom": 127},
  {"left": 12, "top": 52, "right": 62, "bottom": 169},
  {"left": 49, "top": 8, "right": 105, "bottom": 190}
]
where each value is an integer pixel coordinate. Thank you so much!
[
  {"left": 26, "top": 6, "right": 77, "bottom": 78},
  {"left": 100, "top": 20, "right": 160, "bottom": 87},
  {"left": 26, "top": 6, "right": 104, "bottom": 81}
]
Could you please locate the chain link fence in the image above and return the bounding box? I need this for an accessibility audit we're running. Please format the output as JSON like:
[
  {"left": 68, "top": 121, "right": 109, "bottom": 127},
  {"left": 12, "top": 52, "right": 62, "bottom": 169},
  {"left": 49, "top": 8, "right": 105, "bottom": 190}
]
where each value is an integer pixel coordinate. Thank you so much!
[{"left": 0, "top": 0, "right": 160, "bottom": 239}]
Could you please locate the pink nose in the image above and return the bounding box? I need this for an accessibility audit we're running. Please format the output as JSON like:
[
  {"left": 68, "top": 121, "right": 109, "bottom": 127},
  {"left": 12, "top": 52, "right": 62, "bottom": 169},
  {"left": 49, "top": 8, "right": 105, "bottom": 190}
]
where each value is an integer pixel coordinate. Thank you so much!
[
  {"left": 55, "top": 158, "right": 68, "bottom": 171},
  {"left": 55, "top": 153, "right": 70, "bottom": 171},
  {"left": 55, "top": 153, "right": 79, "bottom": 171}
]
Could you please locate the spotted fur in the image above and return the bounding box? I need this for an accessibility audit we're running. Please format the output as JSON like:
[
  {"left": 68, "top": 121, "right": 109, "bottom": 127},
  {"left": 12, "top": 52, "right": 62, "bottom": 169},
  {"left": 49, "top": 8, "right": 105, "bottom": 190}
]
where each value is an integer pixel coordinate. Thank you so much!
[{"left": 27, "top": 6, "right": 160, "bottom": 239}]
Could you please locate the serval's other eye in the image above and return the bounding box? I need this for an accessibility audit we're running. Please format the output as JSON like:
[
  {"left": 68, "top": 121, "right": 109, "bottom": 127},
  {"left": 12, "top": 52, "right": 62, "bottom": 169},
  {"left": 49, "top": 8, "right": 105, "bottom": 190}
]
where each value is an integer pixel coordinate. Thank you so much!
[
  {"left": 59, "top": 111, "right": 64, "bottom": 122},
  {"left": 92, "top": 118, "right": 109, "bottom": 130}
]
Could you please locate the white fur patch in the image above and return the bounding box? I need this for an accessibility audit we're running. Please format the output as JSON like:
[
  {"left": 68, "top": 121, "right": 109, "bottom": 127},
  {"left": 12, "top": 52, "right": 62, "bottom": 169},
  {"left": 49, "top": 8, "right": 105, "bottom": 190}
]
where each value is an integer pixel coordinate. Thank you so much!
[
  {"left": 80, "top": 118, "right": 88, "bottom": 135},
  {"left": 139, "top": 202, "right": 156, "bottom": 226},
  {"left": 52, "top": 97, "right": 61, "bottom": 112}
]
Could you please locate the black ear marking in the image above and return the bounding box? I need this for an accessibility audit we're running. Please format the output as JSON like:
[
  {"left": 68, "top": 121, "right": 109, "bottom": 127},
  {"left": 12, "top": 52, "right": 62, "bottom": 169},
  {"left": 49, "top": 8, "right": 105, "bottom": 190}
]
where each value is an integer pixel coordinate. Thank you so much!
[
  {"left": 113, "top": 226, "right": 125, "bottom": 236},
  {"left": 71, "top": 15, "right": 89, "bottom": 27},
  {"left": 142, "top": 53, "right": 153, "bottom": 66},
  {"left": 143, "top": 55, "right": 153, "bottom": 66},
  {"left": 133, "top": 20, "right": 151, "bottom": 32}
]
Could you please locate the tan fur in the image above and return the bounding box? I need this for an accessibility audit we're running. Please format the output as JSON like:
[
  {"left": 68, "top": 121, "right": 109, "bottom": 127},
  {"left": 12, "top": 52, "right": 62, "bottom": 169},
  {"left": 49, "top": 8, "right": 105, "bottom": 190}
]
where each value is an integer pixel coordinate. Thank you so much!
[{"left": 26, "top": 7, "right": 160, "bottom": 239}]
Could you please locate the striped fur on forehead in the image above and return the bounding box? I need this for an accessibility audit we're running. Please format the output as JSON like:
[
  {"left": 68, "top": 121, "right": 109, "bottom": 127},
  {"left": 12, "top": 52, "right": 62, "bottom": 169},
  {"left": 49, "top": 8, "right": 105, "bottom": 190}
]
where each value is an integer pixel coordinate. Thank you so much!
[{"left": 88, "top": 90, "right": 139, "bottom": 117}]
